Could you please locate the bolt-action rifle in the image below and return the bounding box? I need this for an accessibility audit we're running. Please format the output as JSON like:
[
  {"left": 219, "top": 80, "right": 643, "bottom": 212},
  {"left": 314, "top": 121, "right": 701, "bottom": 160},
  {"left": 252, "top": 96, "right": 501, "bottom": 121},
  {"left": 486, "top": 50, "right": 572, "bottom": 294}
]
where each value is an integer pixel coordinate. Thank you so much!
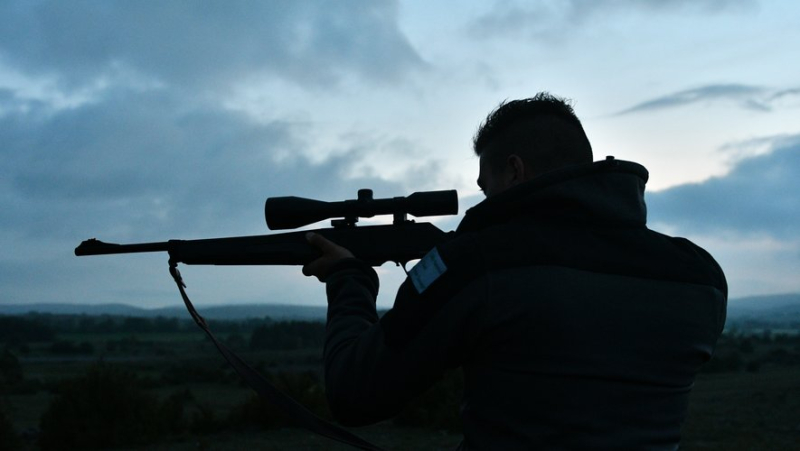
[
  {"left": 74, "top": 188, "right": 458, "bottom": 451},
  {"left": 75, "top": 188, "right": 457, "bottom": 268}
]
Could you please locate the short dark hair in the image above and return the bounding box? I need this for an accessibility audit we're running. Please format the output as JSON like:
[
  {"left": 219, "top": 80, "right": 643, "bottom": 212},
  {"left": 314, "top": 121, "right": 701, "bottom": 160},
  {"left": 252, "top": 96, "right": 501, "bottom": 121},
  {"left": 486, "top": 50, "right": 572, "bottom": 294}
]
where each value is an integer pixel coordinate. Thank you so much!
[{"left": 473, "top": 92, "right": 593, "bottom": 176}]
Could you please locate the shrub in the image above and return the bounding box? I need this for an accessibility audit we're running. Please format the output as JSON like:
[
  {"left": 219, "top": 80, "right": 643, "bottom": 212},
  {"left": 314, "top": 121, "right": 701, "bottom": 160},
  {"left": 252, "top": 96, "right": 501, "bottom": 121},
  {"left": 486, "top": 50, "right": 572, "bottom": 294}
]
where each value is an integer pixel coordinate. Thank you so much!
[
  {"left": 0, "top": 316, "right": 55, "bottom": 343},
  {"left": 701, "top": 351, "right": 744, "bottom": 373},
  {"left": 39, "top": 363, "right": 161, "bottom": 450},
  {"left": 0, "top": 407, "right": 21, "bottom": 450},
  {"left": 393, "top": 370, "right": 464, "bottom": 432},
  {"left": 0, "top": 348, "right": 23, "bottom": 387},
  {"left": 249, "top": 321, "right": 325, "bottom": 351},
  {"left": 156, "top": 389, "right": 194, "bottom": 435},
  {"left": 48, "top": 340, "right": 94, "bottom": 356},
  {"left": 229, "top": 370, "right": 330, "bottom": 429}
]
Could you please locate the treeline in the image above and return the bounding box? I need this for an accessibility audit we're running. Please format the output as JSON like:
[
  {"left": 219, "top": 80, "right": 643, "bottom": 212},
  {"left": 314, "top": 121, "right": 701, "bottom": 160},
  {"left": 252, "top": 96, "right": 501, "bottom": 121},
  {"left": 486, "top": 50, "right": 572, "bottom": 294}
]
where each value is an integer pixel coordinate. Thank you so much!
[
  {"left": 0, "top": 313, "right": 284, "bottom": 337},
  {"left": 702, "top": 329, "right": 800, "bottom": 373},
  {"left": 0, "top": 313, "right": 327, "bottom": 357},
  {"left": 0, "top": 316, "right": 55, "bottom": 343}
]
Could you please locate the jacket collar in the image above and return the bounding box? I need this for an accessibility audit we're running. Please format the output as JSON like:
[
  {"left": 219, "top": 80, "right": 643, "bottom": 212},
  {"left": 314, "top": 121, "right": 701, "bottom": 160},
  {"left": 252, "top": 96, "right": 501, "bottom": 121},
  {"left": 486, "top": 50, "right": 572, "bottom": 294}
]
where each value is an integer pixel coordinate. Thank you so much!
[{"left": 457, "top": 157, "right": 650, "bottom": 233}]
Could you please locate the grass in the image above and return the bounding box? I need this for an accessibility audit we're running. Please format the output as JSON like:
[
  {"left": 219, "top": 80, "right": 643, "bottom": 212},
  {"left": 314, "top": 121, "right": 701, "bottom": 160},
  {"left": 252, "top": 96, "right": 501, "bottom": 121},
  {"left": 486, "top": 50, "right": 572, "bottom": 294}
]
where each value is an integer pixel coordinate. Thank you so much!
[
  {"left": 681, "top": 367, "right": 800, "bottom": 450},
  {"left": 4, "top": 325, "right": 800, "bottom": 450},
  {"left": 131, "top": 423, "right": 462, "bottom": 451}
]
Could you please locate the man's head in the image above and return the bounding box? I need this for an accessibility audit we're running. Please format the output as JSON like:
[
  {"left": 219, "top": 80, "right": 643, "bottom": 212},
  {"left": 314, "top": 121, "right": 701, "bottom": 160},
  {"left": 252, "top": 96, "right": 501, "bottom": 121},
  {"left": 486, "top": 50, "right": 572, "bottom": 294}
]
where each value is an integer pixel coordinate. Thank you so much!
[{"left": 474, "top": 92, "right": 593, "bottom": 197}]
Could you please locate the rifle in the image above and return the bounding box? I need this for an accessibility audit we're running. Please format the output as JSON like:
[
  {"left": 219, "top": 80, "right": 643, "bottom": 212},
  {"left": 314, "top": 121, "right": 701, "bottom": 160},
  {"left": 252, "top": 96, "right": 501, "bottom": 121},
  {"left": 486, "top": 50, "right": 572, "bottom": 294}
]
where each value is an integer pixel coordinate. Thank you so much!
[
  {"left": 75, "top": 188, "right": 457, "bottom": 267},
  {"left": 74, "top": 188, "right": 458, "bottom": 451}
]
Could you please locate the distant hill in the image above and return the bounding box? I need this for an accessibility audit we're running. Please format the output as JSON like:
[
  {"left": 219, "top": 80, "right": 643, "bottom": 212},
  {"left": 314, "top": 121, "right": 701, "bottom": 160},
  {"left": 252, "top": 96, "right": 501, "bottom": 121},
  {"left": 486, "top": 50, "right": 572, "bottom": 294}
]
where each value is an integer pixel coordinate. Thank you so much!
[
  {"left": 727, "top": 293, "right": 800, "bottom": 316},
  {"left": 0, "top": 302, "right": 327, "bottom": 321},
  {"left": 2, "top": 293, "right": 798, "bottom": 323}
]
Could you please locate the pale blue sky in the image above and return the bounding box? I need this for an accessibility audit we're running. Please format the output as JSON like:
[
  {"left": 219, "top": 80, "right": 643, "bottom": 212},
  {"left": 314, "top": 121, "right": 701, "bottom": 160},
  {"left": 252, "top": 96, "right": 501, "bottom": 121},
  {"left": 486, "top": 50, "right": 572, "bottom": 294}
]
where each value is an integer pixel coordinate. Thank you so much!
[{"left": 1, "top": 0, "right": 798, "bottom": 308}]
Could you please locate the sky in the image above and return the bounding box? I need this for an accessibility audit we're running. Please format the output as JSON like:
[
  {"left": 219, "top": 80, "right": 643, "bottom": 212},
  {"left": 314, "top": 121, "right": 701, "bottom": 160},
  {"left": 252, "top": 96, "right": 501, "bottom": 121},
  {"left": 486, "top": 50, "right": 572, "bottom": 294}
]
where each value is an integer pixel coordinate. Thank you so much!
[{"left": 1, "top": 0, "right": 798, "bottom": 310}]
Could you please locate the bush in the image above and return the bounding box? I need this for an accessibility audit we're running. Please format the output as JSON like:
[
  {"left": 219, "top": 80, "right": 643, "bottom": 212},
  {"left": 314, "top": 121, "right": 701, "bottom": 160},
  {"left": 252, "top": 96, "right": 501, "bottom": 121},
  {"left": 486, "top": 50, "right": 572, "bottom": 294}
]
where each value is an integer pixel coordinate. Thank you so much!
[
  {"left": 189, "top": 402, "right": 223, "bottom": 435},
  {"left": 156, "top": 389, "right": 194, "bottom": 435},
  {"left": 160, "top": 362, "right": 231, "bottom": 385},
  {"left": 0, "top": 316, "right": 55, "bottom": 343},
  {"left": 48, "top": 340, "right": 94, "bottom": 356},
  {"left": 701, "top": 351, "right": 745, "bottom": 373},
  {"left": 0, "top": 348, "right": 23, "bottom": 387},
  {"left": 393, "top": 370, "right": 464, "bottom": 432},
  {"left": 39, "top": 363, "right": 161, "bottom": 450},
  {"left": 229, "top": 370, "right": 330, "bottom": 429},
  {"left": 249, "top": 321, "right": 325, "bottom": 351},
  {"left": 0, "top": 407, "right": 21, "bottom": 450}
]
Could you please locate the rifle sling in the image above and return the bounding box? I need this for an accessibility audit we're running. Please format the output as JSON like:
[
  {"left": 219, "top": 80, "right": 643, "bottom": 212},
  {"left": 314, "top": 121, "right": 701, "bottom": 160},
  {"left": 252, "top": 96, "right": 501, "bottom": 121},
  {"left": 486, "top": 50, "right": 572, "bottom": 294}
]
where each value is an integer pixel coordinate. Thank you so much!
[{"left": 168, "top": 262, "right": 386, "bottom": 451}]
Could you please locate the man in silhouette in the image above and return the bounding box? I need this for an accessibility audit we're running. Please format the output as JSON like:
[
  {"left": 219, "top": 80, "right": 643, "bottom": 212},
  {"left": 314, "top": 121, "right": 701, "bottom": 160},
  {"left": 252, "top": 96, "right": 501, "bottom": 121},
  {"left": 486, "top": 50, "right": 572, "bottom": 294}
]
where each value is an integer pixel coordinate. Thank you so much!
[{"left": 304, "top": 92, "right": 727, "bottom": 449}]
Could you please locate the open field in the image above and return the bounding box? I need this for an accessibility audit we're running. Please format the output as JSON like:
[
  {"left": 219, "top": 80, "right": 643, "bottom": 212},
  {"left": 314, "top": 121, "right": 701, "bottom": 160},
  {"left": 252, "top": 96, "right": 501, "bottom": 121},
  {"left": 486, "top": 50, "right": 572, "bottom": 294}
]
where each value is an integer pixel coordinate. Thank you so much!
[{"left": 2, "top": 314, "right": 799, "bottom": 450}]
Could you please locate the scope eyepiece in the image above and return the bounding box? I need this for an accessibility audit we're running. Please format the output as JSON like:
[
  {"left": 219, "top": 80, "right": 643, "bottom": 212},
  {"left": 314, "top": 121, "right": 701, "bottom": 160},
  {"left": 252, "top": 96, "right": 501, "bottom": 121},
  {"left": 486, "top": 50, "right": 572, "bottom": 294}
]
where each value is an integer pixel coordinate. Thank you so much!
[{"left": 265, "top": 189, "right": 458, "bottom": 230}]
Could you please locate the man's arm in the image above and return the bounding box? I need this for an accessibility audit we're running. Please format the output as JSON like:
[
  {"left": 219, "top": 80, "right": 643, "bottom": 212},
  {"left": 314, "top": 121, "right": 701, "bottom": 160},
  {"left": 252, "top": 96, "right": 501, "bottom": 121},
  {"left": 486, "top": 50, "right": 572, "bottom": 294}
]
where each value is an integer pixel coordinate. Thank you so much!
[{"left": 304, "top": 233, "right": 477, "bottom": 425}]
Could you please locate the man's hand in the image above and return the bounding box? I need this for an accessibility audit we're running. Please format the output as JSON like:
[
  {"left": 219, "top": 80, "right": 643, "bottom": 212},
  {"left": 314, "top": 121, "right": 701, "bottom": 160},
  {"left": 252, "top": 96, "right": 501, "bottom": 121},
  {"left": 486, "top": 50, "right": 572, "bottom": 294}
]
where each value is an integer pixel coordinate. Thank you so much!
[{"left": 303, "top": 232, "right": 355, "bottom": 282}]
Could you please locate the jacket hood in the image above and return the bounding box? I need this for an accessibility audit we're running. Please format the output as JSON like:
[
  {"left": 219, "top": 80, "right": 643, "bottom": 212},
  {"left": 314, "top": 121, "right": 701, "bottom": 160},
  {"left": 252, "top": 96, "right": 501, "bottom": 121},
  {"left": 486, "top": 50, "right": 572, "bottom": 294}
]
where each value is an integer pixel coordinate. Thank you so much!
[{"left": 457, "top": 156, "right": 650, "bottom": 233}]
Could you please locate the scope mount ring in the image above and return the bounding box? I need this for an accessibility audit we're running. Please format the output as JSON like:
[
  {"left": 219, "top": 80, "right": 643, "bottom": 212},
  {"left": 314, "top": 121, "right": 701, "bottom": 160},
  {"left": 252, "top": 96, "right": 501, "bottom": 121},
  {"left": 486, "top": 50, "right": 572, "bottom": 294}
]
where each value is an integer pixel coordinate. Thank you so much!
[{"left": 331, "top": 216, "right": 359, "bottom": 228}]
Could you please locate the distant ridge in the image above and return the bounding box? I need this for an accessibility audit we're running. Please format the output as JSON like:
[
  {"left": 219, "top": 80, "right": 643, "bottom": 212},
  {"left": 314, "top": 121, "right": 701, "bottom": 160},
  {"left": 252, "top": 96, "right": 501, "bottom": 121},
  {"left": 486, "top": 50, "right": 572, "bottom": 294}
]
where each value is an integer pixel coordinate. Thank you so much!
[
  {"left": 2, "top": 293, "right": 799, "bottom": 322},
  {"left": 0, "top": 302, "right": 327, "bottom": 321},
  {"left": 727, "top": 293, "right": 800, "bottom": 313}
]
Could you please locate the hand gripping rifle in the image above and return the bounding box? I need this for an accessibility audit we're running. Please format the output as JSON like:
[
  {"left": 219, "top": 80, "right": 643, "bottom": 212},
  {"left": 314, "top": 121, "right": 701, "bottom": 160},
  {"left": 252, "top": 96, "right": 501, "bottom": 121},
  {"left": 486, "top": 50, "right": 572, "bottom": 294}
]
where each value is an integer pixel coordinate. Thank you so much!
[{"left": 75, "top": 189, "right": 458, "bottom": 451}]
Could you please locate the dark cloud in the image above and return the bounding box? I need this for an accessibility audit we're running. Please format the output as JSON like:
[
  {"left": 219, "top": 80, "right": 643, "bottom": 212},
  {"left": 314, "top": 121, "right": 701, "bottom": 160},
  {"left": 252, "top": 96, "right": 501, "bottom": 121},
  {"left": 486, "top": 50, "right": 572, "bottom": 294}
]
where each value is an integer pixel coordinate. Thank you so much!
[
  {"left": 0, "top": 0, "right": 434, "bottom": 307},
  {"left": 567, "top": 0, "right": 756, "bottom": 16},
  {"left": 614, "top": 84, "right": 792, "bottom": 115},
  {"left": 470, "top": 0, "right": 755, "bottom": 40},
  {"left": 0, "top": 88, "right": 405, "bottom": 244},
  {"left": 469, "top": 3, "right": 558, "bottom": 40},
  {"left": 646, "top": 135, "right": 800, "bottom": 238},
  {"left": 0, "top": 0, "right": 424, "bottom": 90},
  {"left": 0, "top": 83, "right": 415, "bottom": 307}
]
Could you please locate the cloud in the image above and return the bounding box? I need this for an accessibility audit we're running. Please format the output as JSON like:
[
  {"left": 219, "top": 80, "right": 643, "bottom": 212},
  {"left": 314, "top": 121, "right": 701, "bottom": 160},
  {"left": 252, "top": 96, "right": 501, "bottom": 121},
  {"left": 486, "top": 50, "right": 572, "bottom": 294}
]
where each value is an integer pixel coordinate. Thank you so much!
[
  {"left": 646, "top": 134, "right": 800, "bottom": 239},
  {"left": 469, "top": 3, "right": 561, "bottom": 40},
  {"left": 469, "top": 0, "right": 755, "bottom": 40},
  {"left": 0, "top": 0, "right": 425, "bottom": 91},
  {"left": 613, "top": 84, "right": 800, "bottom": 115},
  {"left": 567, "top": 0, "right": 757, "bottom": 16},
  {"left": 0, "top": 0, "right": 436, "bottom": 308},
  {"left": 0, "top": 85, "right": 416, "bottom": 308},
  {"left": 0, "top": 87, "right": 407, "bottom": 245}
]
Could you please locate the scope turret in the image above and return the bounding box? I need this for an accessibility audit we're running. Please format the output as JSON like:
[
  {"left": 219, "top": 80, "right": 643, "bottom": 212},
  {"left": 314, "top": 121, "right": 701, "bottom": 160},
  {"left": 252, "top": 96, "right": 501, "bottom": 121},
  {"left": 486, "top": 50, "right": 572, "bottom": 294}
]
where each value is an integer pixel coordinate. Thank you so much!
[{"left": 265, "top": 189, "right": 458, "bottom": 230}]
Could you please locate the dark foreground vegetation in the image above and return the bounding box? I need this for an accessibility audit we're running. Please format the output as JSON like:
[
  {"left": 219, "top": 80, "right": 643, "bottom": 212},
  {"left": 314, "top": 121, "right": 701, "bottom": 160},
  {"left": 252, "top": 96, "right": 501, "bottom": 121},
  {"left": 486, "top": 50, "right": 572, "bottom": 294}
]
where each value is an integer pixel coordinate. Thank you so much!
[{"left": 1, "top": 313, "right": 799, "bottom": 450}]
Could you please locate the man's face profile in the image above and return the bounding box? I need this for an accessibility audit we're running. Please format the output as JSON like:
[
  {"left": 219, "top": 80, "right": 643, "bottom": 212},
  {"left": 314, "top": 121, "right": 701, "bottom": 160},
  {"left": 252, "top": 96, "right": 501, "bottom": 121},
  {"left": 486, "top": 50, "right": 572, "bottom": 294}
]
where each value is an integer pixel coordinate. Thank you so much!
[
  {"left": 477, "top": 151, "right": 526, "bottom": 198},
  {"left": 477, "top": 154, "right": 504, "bottom": 198}
]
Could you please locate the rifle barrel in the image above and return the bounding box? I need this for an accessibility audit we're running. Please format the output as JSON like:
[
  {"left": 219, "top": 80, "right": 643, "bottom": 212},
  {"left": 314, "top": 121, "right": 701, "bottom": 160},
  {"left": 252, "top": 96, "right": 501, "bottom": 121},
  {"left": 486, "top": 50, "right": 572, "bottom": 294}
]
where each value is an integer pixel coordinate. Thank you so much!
[{"left": 75, "top": 239, "right": 170, "bottom": 256}]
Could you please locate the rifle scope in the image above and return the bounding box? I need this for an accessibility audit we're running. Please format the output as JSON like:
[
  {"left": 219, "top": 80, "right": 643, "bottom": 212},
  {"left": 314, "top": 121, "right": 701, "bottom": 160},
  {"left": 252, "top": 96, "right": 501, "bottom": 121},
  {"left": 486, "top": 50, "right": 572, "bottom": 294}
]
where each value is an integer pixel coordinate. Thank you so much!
[{"left": 265, "top": 189, "right": 458, "bottom": 230}]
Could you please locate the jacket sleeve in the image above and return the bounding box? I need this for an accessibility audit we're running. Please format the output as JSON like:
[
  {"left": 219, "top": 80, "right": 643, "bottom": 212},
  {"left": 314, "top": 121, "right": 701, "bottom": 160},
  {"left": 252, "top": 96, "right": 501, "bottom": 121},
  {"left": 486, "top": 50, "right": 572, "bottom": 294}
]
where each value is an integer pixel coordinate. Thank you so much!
[{"left": 322, "top": 256, "right": 482, "bottom": 426}]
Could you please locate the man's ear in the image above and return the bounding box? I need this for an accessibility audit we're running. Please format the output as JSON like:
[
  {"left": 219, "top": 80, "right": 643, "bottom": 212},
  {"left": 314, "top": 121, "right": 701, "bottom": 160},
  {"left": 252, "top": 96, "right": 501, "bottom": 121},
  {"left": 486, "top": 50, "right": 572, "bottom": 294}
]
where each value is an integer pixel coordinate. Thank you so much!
[{"left": 506, "top": 154, "right": 527, "bottom": 184}]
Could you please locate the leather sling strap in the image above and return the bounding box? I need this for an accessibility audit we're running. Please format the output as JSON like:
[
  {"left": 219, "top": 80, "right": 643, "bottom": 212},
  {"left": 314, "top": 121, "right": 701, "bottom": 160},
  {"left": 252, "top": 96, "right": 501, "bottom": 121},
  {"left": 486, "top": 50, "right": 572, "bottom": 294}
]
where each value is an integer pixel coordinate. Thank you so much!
[{"left": 168, "top": 262, "right": 386, "bottom": 451}]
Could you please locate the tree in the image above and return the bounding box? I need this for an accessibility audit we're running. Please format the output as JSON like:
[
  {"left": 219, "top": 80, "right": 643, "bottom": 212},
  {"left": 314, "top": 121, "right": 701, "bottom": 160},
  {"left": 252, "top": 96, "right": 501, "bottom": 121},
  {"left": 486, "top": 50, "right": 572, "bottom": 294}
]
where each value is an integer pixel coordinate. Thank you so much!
[
  {"left": 39, "top": 363, "right": 160, "bottom": 450},
  {"left": 0, "top": 407, "right": 22, "bottom": 451},
  {"left": 0, "top": 348, "right": 23, "bottom": 387}
]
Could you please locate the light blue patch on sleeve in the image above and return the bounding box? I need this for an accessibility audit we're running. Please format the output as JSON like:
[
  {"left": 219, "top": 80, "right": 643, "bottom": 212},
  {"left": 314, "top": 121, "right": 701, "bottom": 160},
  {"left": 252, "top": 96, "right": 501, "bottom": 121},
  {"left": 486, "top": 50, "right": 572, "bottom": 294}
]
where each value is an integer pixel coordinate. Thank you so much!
[{"left": 409, "top": 247, "right": 447, "bottom": 294}]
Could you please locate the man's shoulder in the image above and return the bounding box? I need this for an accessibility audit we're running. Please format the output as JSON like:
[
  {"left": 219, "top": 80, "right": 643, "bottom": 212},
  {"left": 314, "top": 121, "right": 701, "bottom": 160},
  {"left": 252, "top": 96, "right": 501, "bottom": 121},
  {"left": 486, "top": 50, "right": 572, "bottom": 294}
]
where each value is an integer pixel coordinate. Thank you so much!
[
  {"left": 446, "top": 220, "right": 727, "bottom": 296},
  {"left": 647, "top": 230, "right": 728, "bottom": 297}
]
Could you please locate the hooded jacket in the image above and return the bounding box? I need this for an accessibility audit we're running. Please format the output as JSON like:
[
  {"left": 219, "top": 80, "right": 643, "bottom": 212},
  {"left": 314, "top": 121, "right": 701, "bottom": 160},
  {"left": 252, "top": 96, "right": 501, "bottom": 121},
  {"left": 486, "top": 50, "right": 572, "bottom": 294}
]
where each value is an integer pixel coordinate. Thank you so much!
[{"left": 322, "top": 158, "right": 727, "bottom": 450}]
